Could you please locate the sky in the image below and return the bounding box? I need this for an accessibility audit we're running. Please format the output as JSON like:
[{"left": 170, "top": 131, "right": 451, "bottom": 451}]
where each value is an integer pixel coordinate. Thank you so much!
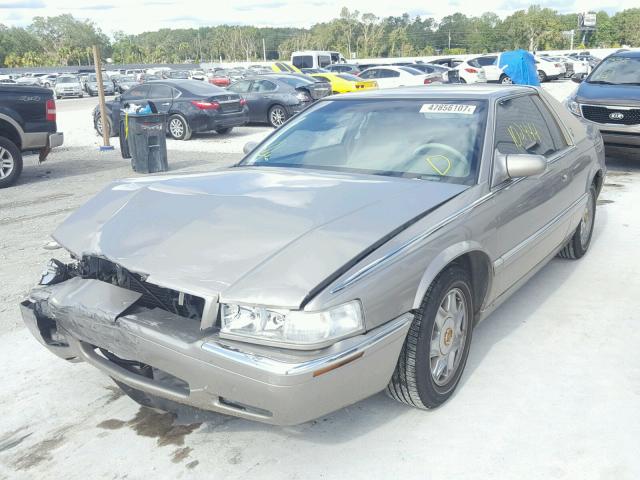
[{"left": 0, "top": 0, "right": 633, "bottom": 35}]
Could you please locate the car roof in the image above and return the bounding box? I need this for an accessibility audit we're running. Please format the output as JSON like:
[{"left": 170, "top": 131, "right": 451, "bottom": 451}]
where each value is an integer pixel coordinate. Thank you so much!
[{"left": 330, "top": 84, "right": 539, "bottom": 101}]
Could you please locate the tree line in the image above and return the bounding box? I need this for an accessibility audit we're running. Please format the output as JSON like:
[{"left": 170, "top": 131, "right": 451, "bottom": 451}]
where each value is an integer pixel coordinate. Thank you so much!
[{"left": 1, "top": 7, "right": 639, "bottom": 68}]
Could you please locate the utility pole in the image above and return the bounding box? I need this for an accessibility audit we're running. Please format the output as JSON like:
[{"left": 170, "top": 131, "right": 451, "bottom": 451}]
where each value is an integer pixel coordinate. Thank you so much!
[
  {"left": 92, "top": 45, "right": 113, "bottom": 151},
  {"left": 448, "top": 30, "right": 451, "bottom": 50},
  {"left": 262, "top": 38, "right": 267, "bottom": 61}
]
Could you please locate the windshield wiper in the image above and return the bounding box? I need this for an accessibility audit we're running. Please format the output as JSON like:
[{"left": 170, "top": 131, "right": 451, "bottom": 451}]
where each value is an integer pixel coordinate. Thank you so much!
[
  {"left": 616, "top": 82, "right": 640, "bottom": 86},
  {"left": 586, "top": 80, "right": 617, "bottom": 85}
]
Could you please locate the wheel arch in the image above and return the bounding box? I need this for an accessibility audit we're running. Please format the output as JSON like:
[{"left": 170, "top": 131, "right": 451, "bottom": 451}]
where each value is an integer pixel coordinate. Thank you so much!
[
  {"left": 593, "top": 168, "right": 604, "bottom": 196},
  {"left": 0, "top": 115, "right": 23, "bottom": 149},
  {"left": 413, "top": 242, "right": 493, "bottom": 321}
]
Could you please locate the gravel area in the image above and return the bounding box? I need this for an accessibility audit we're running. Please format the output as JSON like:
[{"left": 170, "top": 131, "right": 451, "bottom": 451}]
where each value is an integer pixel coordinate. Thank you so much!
[{"left": 1, "top": 82, "right": 639, "bottom": 479}]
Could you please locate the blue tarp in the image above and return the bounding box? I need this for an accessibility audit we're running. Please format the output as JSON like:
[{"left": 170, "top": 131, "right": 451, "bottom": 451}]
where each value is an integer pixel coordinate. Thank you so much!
[{"left": 499, "top": 50, "right": 540, "bottom": 86}]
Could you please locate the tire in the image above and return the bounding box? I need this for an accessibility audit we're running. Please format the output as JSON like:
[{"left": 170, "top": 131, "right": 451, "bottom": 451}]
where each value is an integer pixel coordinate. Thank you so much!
[
  {"left": 268, "top": 104, "right": 288, "bottom": 128},
  {"left": 499, "top": 74, "right": 513, "bottom": 84},
  {"left": 558, "top": 185, "right": 596, "bottom": 260},
  {"left": 459, "top": 78, "right": 467, "bottom": 84},
  {"left": 0, "top": 136, "right": 23, "bottom": 189},
  {"left": 387, "top": 265, "right": 474, "bottom": 409},
  {"left": 56, "top": 95, "right": 61, "bottom": 100},
  {"left": 538, "top": 70, "right": 547, "bottom": 83},
  {"left": 215, "top": 127, "right": 233, "bottom": 134},
  {"left": 94, "top": 114, "right": 117, "bottom": 138},
  {"left": 168, "top": 114, "right": 192, "bottom": 140}
]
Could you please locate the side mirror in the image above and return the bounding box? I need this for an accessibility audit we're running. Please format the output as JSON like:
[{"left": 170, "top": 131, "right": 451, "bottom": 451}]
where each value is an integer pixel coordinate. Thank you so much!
[
  {"left": 492, "top": 152, "right": 546, "bottom": 186},
  {"left": 506, "top": 154, "right": 546, "bottom": 178},
  {"left": 243, "top": 141, "right": 258, "bottom": 155},
  {"left": 114, "top": 94, "right": 121, "bottom": 102},
  {"left": 571, "top": 73, "right": 586, "bottom": 83}
]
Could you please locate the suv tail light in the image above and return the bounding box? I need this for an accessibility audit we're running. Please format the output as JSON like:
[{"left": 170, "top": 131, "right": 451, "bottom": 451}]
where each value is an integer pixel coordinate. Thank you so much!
[
  {"left": 424, "top": 78, "right": 433, "bottom": 84},
  {"left": 239, "top": 98, "right": 247, "bottom": 106},
  {"left": 464, "top": 68, "right": 478, "bottom": 74},
  {"left": 191, "top": 100, "right": 220, "bottom": 110},
  {"left": 46, "top": 98, "right": 56, "bottom": 122}
]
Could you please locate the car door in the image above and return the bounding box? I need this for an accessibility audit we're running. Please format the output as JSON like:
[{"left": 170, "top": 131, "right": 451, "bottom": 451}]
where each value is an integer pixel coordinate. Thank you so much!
[
  {"left": 490, "top": 93, "right": 576, "bottom": 298},
  {"left": 375, "top": 68, "right": 400, "bottom": 89},
  {"left": 249, "top": 80, "right": 279, "bottom": 121},
  {"left": 229, "top": 80, "right": 257, "bottom": 121},
  {"left": 147, "top": 84, "right": 174, "bottom": 114}
]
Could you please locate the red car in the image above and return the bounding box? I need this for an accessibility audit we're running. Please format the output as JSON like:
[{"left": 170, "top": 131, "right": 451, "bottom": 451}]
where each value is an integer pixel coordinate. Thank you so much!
[{"left": 209, "top": 75, "right": 230, "bottom": 87}]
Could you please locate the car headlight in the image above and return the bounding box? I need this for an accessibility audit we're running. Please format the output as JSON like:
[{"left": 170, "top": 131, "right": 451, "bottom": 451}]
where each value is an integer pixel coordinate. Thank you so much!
[
  {"left": 220, "top": 300, "right": 364, "bottom": 349},
  {"left": 566, "top": 98, "right": 582, "bottom": 116}
]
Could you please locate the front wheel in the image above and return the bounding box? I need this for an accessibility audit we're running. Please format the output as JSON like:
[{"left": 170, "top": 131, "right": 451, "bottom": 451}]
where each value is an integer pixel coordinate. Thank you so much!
[
  {"left": 387, "top": 265, "right": 474, "bottom": 409},
  {"left": 268, "top": 104, "right": 287, "bottom": 128},
  {"left": 215, "top": 127, "right": 233, "bottom": 134},
  {"left": 0, "top": 136, "right": 23, "bottom": 189},
  {"left": 558, "top": 185, "right": 596, "bottom": 259},
  {"left": 168, "top": 114, "right": 192, "bottom": 140}
]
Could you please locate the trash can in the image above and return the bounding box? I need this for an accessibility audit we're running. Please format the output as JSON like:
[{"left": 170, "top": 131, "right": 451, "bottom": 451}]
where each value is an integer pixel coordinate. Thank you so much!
[{"left": 125, "top": 113, "right": 168, "bottom": 173}]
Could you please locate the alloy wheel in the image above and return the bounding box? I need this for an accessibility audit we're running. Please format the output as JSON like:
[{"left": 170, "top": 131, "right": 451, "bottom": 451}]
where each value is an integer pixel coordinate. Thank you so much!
[
  {"left": 580, "top": 192, "right": 595, "bottom": 249},
  {"left": 169, "top": 118, "right": 185, "bottom": 138},
  {"left": 0, "top": 147, "right": 15, "bottom": 179},
  {"left": 430, "top": 287, "right": 468, "bottom": 386},
  {"left": 270, "top": 107, "right": 286, "bottom": 127}
]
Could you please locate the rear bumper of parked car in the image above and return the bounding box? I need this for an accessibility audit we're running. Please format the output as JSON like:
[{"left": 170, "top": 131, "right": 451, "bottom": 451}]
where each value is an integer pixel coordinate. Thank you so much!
[
  {"left": 190, "top": 109, "right": 249, "bottom": 133},
  {"left": 21, "top": 279, "right": 411, "bottom": 425}
]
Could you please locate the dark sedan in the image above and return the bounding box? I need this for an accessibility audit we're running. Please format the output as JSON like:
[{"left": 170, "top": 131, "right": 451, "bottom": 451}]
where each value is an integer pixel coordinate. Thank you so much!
[
  {"left": 228, "top": 74, "right": 330, "bottom": 127},
  {"left": 113, "top": 75, "right": 138, "bottom": 93},
  {"left": 93, "top": 80, "right": 249, "bottom": 140},
  {"left": 566, "top": 50, "right": 640, "bottom": 149}
]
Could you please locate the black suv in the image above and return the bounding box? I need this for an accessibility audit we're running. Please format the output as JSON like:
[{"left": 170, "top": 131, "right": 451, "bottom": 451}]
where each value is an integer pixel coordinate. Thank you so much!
[
  {"left": 93, "top": 80, "right": 249, "bottom": 141},
  {"left": 0, "top": 85, "right": 63, "bottom": 188},
  {"left": 566, "top": 51, "right": 640, "bottom": 149}
]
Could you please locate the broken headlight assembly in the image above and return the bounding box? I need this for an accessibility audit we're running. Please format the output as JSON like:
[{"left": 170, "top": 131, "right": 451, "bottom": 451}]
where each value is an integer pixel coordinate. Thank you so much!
[{"left": 220, "top": 300, "right": 365, "bottom": 349}]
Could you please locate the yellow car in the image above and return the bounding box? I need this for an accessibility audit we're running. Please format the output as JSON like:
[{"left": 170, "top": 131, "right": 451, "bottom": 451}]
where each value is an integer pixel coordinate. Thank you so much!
[
  {"left": 270, "top": 62, "right": 302, "bottom": 73},
  {"left": 310, "top": 72, "right": 378, "bottom": 94}
]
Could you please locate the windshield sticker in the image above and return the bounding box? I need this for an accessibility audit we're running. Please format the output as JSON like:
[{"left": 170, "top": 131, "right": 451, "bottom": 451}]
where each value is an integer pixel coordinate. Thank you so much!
[
  {"left": 425, "top": 155, "right": 452, "bottom": 175},
  {"left": 507, "top": 123, "right": 542, "bottom": 150},
  {"left": 420, "top": 104, "right": 476, "bottom": 115}
]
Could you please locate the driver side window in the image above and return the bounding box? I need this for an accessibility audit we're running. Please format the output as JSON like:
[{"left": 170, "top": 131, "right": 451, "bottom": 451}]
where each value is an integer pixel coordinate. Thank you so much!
[
  {"left": 494, "top": 95, "right": 559, "bottom": 157},
  {"left": 123, "top": 85, "right": 149, "bottom": 102}
]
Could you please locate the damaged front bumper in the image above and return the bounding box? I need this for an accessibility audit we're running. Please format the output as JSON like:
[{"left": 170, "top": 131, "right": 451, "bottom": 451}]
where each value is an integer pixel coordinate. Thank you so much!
[{"left": 21, "top": 277, "right": 411, "bottom": 425}]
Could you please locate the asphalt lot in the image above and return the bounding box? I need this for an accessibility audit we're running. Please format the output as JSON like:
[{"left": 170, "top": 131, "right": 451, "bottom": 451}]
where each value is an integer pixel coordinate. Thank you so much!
[{"left": 1, "top": 82, "right": 639, "bottom": 479}]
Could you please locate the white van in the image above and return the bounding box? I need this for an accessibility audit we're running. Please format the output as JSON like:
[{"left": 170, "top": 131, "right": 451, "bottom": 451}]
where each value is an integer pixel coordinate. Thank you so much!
[{"left": 291, "top": 50, "right": 345, "bottom": 70}]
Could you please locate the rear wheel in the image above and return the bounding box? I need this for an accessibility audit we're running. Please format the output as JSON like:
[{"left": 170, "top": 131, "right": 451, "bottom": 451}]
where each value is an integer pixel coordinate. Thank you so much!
[
  {"left": 168, "top": 114, "right": 192, "bottom": 140},
  {"left": 538, "top": 70, "right": 547, "bottom": 82},
  {"left": 558, "top": 185, "right": 596, "bottom": 259},
  {"left": 268, "top": 104, "right": 287, "bottom": 128},
  {"left": 0, "top": 136, "right": 23, "bottom": 189},
  {"left": 387, "top": 265, "right": 474, "bottom": 409},
  {"left": 499, "top": 74, "right": 513, "bottom": 84},
  {"left": 215, "top": 127, "right": 233, "bottom": 134},
  {"left": 94, "top": 114, "right": 117, "bottom": 137},
  {"left": 459, "top": 78, "right": 467, "bottom": 84}
]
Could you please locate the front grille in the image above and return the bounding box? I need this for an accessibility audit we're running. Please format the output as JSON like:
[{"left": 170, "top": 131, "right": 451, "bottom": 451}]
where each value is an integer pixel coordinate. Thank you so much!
[{"left": 582, "top": 105, "right": 640, "bottom": 126}]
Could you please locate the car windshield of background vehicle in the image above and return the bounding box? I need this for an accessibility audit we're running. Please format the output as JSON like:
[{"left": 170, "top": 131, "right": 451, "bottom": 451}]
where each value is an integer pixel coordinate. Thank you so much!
[
  {"left": 277, "top": 76, "right": 313, "bottom": 88},
  {"left": 588, "top": 56, "right": 640, "bottom": 85},
  {"left": 399, "top": 66, "right": 424, "bottom": 75},
  {"left": 240, "top": 99, "right": 487, "bottom": 185},
  {"left": 57, "top": 77, "right": 76, "bottom": 83},
  {"left": 337, "top": 73, "right": 361, "bottom": 82}
]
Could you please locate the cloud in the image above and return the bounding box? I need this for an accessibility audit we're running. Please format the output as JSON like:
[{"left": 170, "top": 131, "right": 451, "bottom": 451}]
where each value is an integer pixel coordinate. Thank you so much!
[
  {"left": 75, "top": 3, "right": 115, "bottom": 9},
  {"left": 0, "top": 0, "right": 45, "bottom": 8},
  {"left": 233, "top": 1, "right": 286, "bottom": 11}
]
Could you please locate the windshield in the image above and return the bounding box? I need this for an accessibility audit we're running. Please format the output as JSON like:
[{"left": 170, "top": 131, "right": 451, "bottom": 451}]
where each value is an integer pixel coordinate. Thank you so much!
[
  {"left": 399, "top": 66, "right": 424, "bottom": 75},
  {"left": 169, "top": 71, "right": 189, "bottom": 78},
  {"left": 57, "top": 77, "right": 76, "bottom": 83},
  {"left": 588, "top": 56, "right": 640, "bottom": 85},
  {"left": 240, "top": 99, "right": 487, "bottom": 185}
]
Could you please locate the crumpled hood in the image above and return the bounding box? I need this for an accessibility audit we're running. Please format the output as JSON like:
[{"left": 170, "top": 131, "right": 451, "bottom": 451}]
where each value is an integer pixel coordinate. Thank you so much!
[
  {"left": 575, "top": 82, "right": 640, "bottom": 107},
  {"left": 54, "top": 167, "right": 466, "bottom": 308}
]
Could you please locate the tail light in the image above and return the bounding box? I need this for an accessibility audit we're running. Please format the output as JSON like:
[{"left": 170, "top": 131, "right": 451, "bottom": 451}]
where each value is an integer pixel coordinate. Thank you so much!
[
  {"left": 464, "top": 68, "right": 478, "bottom": 74},
  {"left": 554, "top": 63, "right": 562, "bottom": 68},
  {"left": 191, "top": 100, "right": 220, "bottom": 110},
  {"left": 46, "top": 98, "right": 56, "bottom": 122},
  {"left": 239, "top": 98, "right": 247, "bottom": 106},
  {"left": 424, "top": 78, "right": 432, "bottom": 84}
]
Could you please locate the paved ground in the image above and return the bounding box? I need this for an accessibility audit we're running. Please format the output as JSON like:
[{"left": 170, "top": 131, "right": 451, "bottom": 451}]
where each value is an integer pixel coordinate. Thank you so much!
[{"left": 1, "top": 83, "right": 639, "bottom": 479}]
